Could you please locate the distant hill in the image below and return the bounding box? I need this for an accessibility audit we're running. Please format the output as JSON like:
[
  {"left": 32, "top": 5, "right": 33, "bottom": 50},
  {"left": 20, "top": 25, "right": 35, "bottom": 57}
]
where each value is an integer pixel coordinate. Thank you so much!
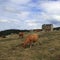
[
  {"left": 0, "top": 29, "right": 30, "bottom": 37},
  {"left": 0, "top": 27, "right": 60, "bottom": 37},
  {"left": 53, "top": 27, "right": 60, "bottom": 30}
]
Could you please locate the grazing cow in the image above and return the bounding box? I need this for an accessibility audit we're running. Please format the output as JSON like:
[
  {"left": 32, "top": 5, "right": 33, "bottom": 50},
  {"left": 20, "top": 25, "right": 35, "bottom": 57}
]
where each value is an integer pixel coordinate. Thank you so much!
[
  {"left": 19, "top": 32, "right": 24, "bottom": 38},
  {"left": 22, "top": 33, "right": 38, "bottom": 48}
]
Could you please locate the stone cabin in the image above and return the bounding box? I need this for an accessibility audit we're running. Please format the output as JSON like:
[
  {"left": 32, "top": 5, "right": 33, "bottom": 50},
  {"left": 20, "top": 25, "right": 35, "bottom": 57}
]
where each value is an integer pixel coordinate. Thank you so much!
[{"left": 42, "top": 24, "right": 53, "bottom": 32}]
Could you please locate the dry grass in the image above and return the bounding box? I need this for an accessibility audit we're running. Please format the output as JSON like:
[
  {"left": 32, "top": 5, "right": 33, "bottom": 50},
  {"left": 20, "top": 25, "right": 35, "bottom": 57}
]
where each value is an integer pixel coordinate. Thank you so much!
[{"left": 0, "top": 31, "right": 60, "bottom": 60}]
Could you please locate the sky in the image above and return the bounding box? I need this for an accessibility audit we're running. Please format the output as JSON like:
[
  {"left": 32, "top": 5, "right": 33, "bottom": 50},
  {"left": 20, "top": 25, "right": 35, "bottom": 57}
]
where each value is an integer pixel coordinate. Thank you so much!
[{"left": 0, "top": 0, "right": 60, "bottom": 31}]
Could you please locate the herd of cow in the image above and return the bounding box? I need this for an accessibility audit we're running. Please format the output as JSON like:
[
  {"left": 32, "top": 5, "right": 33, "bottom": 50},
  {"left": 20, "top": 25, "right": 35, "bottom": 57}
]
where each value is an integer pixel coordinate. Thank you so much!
[
  {"left": 19, "top": 32, "right": 39, "bottom": 48},
  {"left": 0, "top": 32, "right": 39, "bottom": 48}
]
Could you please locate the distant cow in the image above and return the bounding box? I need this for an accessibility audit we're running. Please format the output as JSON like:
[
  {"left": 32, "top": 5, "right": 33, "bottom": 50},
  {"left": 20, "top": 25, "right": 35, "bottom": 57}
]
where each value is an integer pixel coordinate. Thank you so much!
[
  {"left": 19, "top": 32, "right": 24, "bottom": 38},
  {"left": 0, "top": 34, "right": 6, "bottom": 38},
  {"left": 22, "top": 33, "right": 38, "bottom": 48}
]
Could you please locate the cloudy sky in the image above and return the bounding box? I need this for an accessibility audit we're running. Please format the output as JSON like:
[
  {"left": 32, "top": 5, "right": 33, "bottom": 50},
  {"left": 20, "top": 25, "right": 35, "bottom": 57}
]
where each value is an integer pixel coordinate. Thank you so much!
[{"left": 0, "top": 0, "right": 60, "bottom": 31}]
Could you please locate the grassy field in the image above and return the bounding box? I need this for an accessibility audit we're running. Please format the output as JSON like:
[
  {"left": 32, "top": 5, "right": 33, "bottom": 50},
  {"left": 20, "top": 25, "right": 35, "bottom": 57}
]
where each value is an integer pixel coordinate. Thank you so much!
[{"left": 0, "top": 31, "right": 60, "bottom": 60}]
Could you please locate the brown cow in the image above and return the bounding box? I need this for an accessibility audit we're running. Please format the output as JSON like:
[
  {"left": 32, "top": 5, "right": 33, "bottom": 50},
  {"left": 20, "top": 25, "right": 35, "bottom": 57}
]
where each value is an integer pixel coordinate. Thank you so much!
[
  {"left": 19, "top": 32, "right": 24, "bottom": 38},
  {"left": 22, "top": 33, "right": 38, "bottom": 48}
]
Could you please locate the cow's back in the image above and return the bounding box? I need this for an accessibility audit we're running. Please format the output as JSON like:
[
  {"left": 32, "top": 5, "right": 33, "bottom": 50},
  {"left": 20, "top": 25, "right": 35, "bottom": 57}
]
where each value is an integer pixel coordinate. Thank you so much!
[{"left": 27, "top": 34, "right": 38, "bottom": 42}]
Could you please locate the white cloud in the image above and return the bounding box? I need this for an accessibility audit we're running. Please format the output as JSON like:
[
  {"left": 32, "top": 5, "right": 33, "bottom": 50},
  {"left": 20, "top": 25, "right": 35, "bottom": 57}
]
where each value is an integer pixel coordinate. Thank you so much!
[
  {"left": 10, "top": 0, "right": 30, "bottom": 4},
  {"left": 5, "top": 6, "right": 16, "bottom": 13},
  {"left": 0, "top": 18, "right": 20, "bottom": 24},
  {"left": 10, "top": 19, "right": 21, "bottom": 24},
  {"left": 37, "top": 12, "right": 50, "bottom": 20},
  {"left": 51, "top": 15, "right": 60, "bottom": 21},
  {"left": 17, "top": 11, "right": 30, "bottom": 20},
  {"left": 26, "top": 21, "right": 40, "bottom": 29},
  {"left": 25, "top": 19, "right": 37, "bottom": 22},
  {"left": 0, "top": 19, "right": 9, "bottom": 23},
  {"left": 25, "top": 20, "right": 38, "bottom": 26},
  {"left": 27, "top": 23, "right": 37, "bottom": 26},
  {"left": 40, "top": 1, "right": 60, "bottom": 14},
  {"left": 36, "top": 1, "right": 60, "bottom": 23}
]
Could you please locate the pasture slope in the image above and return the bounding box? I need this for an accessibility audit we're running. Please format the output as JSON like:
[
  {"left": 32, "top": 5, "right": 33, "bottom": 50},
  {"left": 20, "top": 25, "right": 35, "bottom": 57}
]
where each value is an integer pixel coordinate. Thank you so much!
[{"left": 0, "top": 31, "right": 60, "bottom": 60}]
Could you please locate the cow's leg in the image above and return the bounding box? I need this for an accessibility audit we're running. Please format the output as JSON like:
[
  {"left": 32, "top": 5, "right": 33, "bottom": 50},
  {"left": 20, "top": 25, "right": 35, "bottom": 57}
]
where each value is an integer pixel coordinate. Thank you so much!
[
  {"left": 30, "top": 41, "right": 33, "bottom": 48},
  {"left": 30, "top": 44, "right": 32, "bottom": 48}
]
